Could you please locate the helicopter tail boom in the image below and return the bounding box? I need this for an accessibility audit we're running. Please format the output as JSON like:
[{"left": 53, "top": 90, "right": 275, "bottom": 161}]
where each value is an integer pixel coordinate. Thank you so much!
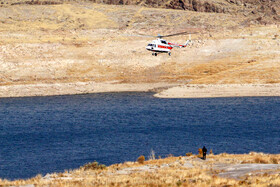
[
  {"left": 168, "top": 40, "right": 191, "bottom": 48},
  {"left": 183, "top": 40, "right": 191, "bottom": 47}
]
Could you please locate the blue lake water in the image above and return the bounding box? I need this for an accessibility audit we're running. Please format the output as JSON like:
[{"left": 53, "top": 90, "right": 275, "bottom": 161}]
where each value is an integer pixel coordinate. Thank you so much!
[{"left": 0, "top": 92, "right": 279, "bottom": 180}]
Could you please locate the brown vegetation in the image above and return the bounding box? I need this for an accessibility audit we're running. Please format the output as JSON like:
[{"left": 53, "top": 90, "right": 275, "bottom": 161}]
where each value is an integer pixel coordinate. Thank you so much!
[
  {"left": 137, "top": 155, "right": 145, "bottom": 164},
  {"left": 198, "top": 148, "right": 203, "bottom": 157},
  {"left": 1, "top": 153, "right": 280, "bottom": 186},
  {"left": 81, "top": 161, "right": 106, "bottom": 170}
]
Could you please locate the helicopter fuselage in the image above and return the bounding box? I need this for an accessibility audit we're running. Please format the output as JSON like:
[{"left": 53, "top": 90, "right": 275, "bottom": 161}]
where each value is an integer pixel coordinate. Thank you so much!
[
  {"left": 146, "top": 38, "right": 188, "bottom": 56},
  {"left": 146, "top": 39, "right": 172, "bottom": 54}
]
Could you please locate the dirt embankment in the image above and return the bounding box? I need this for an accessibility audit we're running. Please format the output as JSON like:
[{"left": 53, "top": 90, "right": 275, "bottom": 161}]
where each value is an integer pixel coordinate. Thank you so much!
[{"left": 155, "top": 84, "right": 280, "bottom": 98}]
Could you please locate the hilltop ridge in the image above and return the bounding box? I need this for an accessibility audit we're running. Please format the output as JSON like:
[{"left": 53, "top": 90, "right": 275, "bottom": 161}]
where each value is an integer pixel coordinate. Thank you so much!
[{"left": 1, "top": 0, "right": 280, "bottom": 24}]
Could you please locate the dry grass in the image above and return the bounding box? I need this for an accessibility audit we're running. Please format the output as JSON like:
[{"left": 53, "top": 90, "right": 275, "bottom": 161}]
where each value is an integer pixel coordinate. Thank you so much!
[
  {"left": 198, "top": 148, "right": 203, "bottom": 156},
  {"left": 81, "top": 161, "right": 106, "bottom": 170},
  {"left": 238, "top": 153, "right": 280, "bottom": 165},
  {"left": 1, "top": 153, "right": 280, "bottom": 187},
  {"left": 211, "top": 152, "right": 280, "bottom": 165}
]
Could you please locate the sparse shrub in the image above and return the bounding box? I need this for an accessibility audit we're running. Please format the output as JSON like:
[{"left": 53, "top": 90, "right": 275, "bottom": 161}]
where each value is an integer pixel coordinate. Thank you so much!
[
  {"left": 198, "top": 148, "right": 203, "bottom": 156},
  {"left": 99, "top": 164, "right": 106, "bottom": 169},
  {"left": 263, "top": 172, "right": 269, "bottom": 177},
  {"left": 58, "top": 173, "right": 65, "bottom": 177},
  {"left": 186, "top": 152, "right": 193, "bottom": 156},
  {"left": 176, "top": 180, "right": 182, "bottom": 186},
  {"left": 254, "top": 156, "right": 268, "bottom": 164},
  {"left": 137, "top": 155, "right": 145, "bottom": 164},
  {"left": 82, "top": 161, "right": 106, "bottom": 170},
  {"left": 210, "top": 149, "right": 213, "bottom": 155},
  {"left": 220, "top": 153, "right": 228, "bottom": 156},
  {"left": 270, "top": 157, "right": 278, "bottom": 164}
]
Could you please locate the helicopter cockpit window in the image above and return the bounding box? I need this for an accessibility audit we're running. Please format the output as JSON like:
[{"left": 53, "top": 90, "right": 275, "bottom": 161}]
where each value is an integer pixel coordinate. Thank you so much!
[{"left": 161, "top": 40, "right": 167, "bottom": 44}]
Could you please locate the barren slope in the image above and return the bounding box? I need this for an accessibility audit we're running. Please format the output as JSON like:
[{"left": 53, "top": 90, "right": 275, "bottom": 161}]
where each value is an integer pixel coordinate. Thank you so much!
[{"left": 0, "top": 1, "right": 279, "bottom": 97}]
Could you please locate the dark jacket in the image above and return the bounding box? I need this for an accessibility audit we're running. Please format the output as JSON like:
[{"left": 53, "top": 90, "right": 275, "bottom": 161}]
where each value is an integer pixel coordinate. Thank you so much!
[{"left": 202, "top": 146, "right": 207, "bottom": 153}]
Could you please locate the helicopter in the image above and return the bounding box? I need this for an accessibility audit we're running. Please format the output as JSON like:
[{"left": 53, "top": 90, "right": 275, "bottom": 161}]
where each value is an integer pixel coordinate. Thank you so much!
[
  {"left": 146, "top": 38, "right": 190, "bottom": 56},
  {"left": 142, "top": 31, "right": 194, "bottom": 56}
]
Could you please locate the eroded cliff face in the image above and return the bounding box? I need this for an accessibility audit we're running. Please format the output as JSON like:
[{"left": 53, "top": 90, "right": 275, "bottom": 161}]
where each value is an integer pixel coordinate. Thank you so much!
[
  {"left": 86, "top": 0, "right": 280, "bottom": 15},
  {"left": 2, "top": 0, "right": 280, "bottom": 22},
  {"left": 93, "top": 0, "right": 280, "bottom": 24}
]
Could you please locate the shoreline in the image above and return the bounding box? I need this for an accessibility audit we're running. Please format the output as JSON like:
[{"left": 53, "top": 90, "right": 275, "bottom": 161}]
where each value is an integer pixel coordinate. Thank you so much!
[
  {"left": 1, "top": 82, "right": 280, "bottom": 98},
  {"left": 155, "top": 84, "right": 280, "bottom": 98},
  {"left": 1, "top": 152, "right": 280, "bottom": 186},
  {"left": 0, "top": 82, "right": 177, "bottom": 98}
]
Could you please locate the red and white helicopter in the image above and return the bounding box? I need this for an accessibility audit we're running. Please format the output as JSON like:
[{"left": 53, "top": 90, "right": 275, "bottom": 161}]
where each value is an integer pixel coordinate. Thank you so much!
[{"left": 141, "top": 31, "right": 194, "bottom": 56}]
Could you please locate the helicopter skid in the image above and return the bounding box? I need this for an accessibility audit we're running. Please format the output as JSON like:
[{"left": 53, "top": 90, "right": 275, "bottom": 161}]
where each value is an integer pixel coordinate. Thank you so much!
[{"left": 147, "top": 49, "right": 171, "bottom": 56}]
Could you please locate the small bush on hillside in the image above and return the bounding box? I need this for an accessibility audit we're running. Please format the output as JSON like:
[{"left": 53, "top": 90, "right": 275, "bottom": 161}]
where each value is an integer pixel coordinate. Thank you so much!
[
  {"left": 254, "top": 156, "right": 268, "bottom": 164},
  {"left": 186, "top": 152, "right": 193, "bottom": 156},
  {"left": 82, "top": 161, "right": 106, "bottom": 170},
  {"left": 137, "top": 155, "right": 145, "bottom": 164},
  {"left": 58, "top": 173, "right": 65, "bottom": 177},
  {"left": 176, "top": 180, "right": 182, "bottom": 186},
  {"left": 198, "top": 148, "right": 203, "bottom": 156},
  {"left": 270, "top": 157, "right": 278, "bottom": 164}
]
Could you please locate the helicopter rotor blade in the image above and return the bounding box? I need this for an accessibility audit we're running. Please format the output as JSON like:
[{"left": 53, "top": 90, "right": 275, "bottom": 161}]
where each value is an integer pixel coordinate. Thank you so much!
[
  {"left": 157, "top": 34, "right": 163, "bottom": 38},
  {"left": 161, "top": 31, "right": 198, "bottom": 38},
  {"left": 123, "top": 33, "right": 157, "bottom": 38},
  {"left": 123, "top": 30, "right": 199, "bottom": 38}
]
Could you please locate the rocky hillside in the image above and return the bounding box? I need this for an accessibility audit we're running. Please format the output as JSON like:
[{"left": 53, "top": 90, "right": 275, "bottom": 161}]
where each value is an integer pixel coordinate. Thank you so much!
[
  {"left": 101, "top": 0, "right": 280, "bottom": 24},
  {"left": 0, "top": 0, "right": 279, "bottom": 97},
  {"left": 1, "top": 0, "right": 279, "bottom": 24}
]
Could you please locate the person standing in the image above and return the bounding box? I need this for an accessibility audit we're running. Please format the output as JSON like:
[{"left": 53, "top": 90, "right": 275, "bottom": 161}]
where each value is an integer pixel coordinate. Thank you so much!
[{"left": 202, "top": 146, "right": 207, "bottom": 160}]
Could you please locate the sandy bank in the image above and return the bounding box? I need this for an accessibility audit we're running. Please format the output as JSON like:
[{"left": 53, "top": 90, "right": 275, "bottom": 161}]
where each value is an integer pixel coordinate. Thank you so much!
[
  {"left": 0, "top": 82, "right": 177, "bottom": 98},
  {"left": 1, "top": 83, "right": 280, "bottom": 98},
  {"left": 155, "top": 84, "right": 280, "bottom": 98}
]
